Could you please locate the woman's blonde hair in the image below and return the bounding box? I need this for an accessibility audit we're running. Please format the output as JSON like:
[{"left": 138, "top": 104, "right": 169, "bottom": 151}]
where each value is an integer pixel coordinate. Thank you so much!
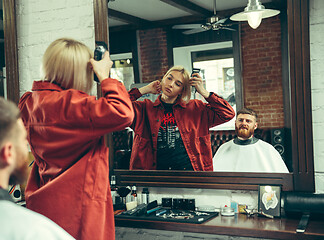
[
  {"left": 163, "top": 65, "right": 191, "bottom": 103},
  {"left": 41, "top": 38, "right": 93, "bottom": 93}
]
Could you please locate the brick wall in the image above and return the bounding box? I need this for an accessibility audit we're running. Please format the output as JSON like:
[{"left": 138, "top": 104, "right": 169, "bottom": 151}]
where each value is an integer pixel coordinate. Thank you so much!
[
  {"left": 138, "top": 28, "right": 169, "bottom": 83},
  {"left": 241, "top": 16, "right": 284, "bottom": 128}
]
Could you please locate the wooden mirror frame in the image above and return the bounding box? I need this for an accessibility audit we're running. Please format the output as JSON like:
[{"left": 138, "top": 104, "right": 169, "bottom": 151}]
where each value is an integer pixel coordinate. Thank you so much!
[
  {"left": 2, "top": 0, "right": 19, "bottom": 104},
  {"left": 286, "top": 0, "right": 314, "bottom": 192},
  {"left": 5, "top": 0, "right": 312, "bottom": 192}
]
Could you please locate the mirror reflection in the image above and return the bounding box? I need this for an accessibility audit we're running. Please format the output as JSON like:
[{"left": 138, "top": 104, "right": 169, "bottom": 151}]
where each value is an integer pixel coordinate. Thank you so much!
[
  {"left": 128, "top": 65, "right": 235, "bottom": 171},
  {"left": 108, "top": 0, "right": 291, "bottom": 173}
]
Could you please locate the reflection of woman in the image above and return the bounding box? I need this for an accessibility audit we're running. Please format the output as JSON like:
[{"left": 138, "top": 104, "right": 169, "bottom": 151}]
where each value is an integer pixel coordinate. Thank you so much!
[
  {"left": 128, "top": 66, "right": 235, "bottom": 171},
  {"left": 18, "top": 38, "right": 134, "bottom": 240}
]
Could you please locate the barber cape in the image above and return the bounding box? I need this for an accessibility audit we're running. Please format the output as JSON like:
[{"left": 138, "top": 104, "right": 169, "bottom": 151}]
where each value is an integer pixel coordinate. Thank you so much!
[
  {"left": 0, "top": 188, "right": 75, "bottom": 239},
  {"left": 212, "top": 137, "right": 289, "bottom": 173}
]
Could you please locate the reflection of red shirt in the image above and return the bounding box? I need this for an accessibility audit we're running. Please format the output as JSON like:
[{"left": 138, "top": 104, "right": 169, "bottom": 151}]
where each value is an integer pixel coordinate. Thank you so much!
[
  {"left": 19, "top": 78, "right": 134, "bottom": 240},
  {"left": 128, "top": 88, "right": 235, "bottom": 171}
]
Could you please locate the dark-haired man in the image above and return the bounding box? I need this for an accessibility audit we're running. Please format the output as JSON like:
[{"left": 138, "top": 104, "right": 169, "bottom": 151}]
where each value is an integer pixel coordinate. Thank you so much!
[
  {"left": 0, "top": 97, "right": 75, "bottom": 239},
  {"left": 213, "top": 108, "right": 289, "bottom": 173}
]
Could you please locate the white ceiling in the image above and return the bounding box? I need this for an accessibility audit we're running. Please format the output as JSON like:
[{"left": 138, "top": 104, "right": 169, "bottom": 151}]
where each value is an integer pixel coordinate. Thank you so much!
[
  {"left": 0, "top": 0, "right": 277, "bottom": 36},
  {"left": 107, "top": 0, "right": 274, "bottom": 27}
]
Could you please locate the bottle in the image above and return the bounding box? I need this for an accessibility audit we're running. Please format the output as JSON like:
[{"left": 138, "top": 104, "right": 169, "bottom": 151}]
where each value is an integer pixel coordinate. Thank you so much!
[
  {"left": 142, "top": 187, "right": 149, "bottom": 204},
  {"left": 110, "top": 175, "right": 118, "bottom": 205},
  {"left": 125, "top": 186, "right": 132, "bottom": 203},
  {"left": 131, "top": 186, "right": 138, "bottom": 203}
]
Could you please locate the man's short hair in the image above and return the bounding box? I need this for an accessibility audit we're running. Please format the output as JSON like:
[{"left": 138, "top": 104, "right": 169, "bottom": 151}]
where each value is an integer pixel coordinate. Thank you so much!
[
  {"left": 0, "top": 97, "right": 21, "bottom": 147},
  {"left": 236, "top": 108, "right": 258, "bottom": 121}
]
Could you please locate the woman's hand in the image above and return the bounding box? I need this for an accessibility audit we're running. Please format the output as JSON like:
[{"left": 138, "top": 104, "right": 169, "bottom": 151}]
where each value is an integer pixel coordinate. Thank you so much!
[
  {"left": 139, "top": 80, "right": 162, "bottom": 95},
  {"left": 190, "top": 73, "right": 209, "bottom": 98},
  {"left": 90, "top": 51, "right": 113, "bottom": 83}
]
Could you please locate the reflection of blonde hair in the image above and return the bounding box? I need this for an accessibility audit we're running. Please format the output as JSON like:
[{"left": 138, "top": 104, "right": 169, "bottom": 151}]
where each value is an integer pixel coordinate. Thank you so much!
[
  {"left": 163, "top": 65, "right": 191, "bottom": 103},
  {"left": 41, "top": 38, "right": 93, "bottom": 93}
]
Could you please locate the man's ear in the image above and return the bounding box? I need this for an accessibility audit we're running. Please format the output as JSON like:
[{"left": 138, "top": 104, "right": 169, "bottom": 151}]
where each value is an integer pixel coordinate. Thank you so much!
[
  {"left": 254, "top": 122, "right": 258, "bottom": 130},
  {"left": 0, "top": 143, "right": 13, "bottom": 167}
]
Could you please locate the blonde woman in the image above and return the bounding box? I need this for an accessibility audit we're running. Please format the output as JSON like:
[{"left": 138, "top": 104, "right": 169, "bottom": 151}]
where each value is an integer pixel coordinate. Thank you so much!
[
  {"left": 128, "top": 65, "right": 235, "bottom": 171},
  {"left": 18, "top": 38, "right": 134, "bottom": 240}
]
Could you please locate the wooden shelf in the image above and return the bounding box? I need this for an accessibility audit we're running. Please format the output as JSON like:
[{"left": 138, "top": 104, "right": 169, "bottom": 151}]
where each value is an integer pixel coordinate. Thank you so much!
[{"left": 115, "top": 213, "right": 324, "bottom": 240}]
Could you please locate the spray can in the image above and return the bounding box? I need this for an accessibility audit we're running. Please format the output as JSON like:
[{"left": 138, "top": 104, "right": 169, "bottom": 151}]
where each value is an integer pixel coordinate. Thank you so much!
[
  {"left": 110, "top": 175, "right": 118, "bottom": 205},
  {"left": 131, "top": 186, "right": 138, "bottom": 203},
  {"left": 142, "top": 187, "right": 149, "bottom": 204}
]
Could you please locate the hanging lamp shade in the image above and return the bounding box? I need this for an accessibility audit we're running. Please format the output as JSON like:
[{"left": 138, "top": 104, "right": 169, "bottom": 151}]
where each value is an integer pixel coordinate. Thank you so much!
[{"left": 230, "top": 0, "right": 280, "bottom": 29}]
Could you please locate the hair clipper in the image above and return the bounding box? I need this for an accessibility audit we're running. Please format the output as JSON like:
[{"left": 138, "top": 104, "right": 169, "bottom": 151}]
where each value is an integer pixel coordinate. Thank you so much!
[
  {"left": 191, "top": 68, "right": 200, "bottom": 93},
  {"left": 93, "top": 41, "right": 108, "bottom": 82}
]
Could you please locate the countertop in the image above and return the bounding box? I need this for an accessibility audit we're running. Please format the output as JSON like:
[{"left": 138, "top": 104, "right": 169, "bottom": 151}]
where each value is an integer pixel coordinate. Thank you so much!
[{"left": 115, "top": 213, "right": 324, "bottom": 240}]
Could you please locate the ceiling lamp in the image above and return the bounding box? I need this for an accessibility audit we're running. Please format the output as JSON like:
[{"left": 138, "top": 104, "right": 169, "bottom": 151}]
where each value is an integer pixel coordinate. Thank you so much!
[{"left": 230, "top": 0, "right": 280, "bottom": 29}]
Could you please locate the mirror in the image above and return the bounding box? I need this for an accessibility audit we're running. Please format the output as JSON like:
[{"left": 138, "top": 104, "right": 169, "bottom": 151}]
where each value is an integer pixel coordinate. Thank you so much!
[
  {"left": 107, "top": 0, "right": 314, "bottom": 192},
  {"left": 4, "top": 0, "right": 312, "bottom": 192},
  {"left": 108, "top": 0, "right": 290, "bottom": 170}
]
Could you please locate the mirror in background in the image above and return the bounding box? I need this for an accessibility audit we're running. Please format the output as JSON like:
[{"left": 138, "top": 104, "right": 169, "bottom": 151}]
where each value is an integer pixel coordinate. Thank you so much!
[{"left": 108, "top": 1, "right": 291, "bottom": 173}]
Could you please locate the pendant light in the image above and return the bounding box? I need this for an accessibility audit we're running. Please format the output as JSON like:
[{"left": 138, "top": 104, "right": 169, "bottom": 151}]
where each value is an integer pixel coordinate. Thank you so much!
[{"left": 230, "top": 0, "right": 280, "bottom": 29}]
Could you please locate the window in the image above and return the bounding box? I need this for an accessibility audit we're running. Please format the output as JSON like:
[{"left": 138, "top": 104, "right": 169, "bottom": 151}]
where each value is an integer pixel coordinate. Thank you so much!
[
  {"left": 110, "top": 53, "right": 134, "bottom": 91},
  {"left": 173, "top": 42, "right": 240, "bottom": 130}
]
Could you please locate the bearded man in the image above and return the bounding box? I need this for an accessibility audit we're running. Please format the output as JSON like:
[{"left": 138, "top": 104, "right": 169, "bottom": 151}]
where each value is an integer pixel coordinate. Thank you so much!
[
  {"left": 212, "top": 108, "right": 289, "bottom": 173},
  {"left": 0, "top": 97, "right": 75, "bottom": 239}
]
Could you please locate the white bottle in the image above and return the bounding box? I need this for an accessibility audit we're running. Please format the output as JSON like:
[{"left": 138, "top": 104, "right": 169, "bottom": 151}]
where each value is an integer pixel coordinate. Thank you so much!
[
  {"left": 142, "top": 188, "right": 149, "bottom": 204},
  {"left": 110, "top": 175, "right": 118, "bottom": 205},
  {"left": 131, "top": 186, "right": 138, "bottom": 203}
]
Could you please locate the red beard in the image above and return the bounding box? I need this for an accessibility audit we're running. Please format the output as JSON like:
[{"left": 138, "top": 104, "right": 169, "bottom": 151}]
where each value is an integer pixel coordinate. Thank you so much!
[{"left": 235, "top": 125, "right": 254, "bottom": 139}]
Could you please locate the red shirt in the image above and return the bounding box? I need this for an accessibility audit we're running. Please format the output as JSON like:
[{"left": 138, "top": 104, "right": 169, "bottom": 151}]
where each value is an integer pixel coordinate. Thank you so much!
[
  {"left": 18, "top": 78, "right": 134, "bottom": 240},
  {"left": 128, "top": 88, "right": 235, "bottom": 171}
]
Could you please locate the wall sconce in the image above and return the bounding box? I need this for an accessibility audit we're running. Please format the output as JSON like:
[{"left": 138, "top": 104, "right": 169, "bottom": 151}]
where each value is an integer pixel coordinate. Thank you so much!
[{"left": 230, "top": 0, "right": 280, "bottom": 29}]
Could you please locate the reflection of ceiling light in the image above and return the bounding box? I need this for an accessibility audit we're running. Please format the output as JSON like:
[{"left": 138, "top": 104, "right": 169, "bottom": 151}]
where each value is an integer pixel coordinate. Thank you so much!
[
  {"left": 230, "top": 0, "right": 280, "bottom": 29},
  {"left": 126, "top": 59, "right": 131, "bottom": 64}
]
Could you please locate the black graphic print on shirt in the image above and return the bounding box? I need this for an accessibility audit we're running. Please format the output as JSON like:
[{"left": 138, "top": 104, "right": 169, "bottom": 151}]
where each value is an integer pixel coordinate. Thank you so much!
[
  {"left": 156, "top": 102, "right": 193, "bottom": 170},
  {"left": 158, "top": 112, "right": 180, "bottom": 149}
]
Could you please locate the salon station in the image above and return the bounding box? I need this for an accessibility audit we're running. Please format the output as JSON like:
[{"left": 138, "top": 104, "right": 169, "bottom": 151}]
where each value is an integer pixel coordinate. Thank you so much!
[{"left": 1, "top": 0, "right": 324, "bottom": 239}]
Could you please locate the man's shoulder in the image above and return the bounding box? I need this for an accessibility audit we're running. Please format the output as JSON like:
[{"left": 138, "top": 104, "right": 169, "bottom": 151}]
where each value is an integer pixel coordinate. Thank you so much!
[
  {"left": 0, "top": 200, "right": 45, "bottom": 223},
  {"left": 217, "top": 139, "right": 235, "bottom": 150},
  {"left": 255, "top": 139, "right": 282, "bottom": 154},
  {"left": 0, "top": 201, "right": 75, "bottom": 239},
  {"left": 256, "top": 139, "right": 276, "bottom": 148}
]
